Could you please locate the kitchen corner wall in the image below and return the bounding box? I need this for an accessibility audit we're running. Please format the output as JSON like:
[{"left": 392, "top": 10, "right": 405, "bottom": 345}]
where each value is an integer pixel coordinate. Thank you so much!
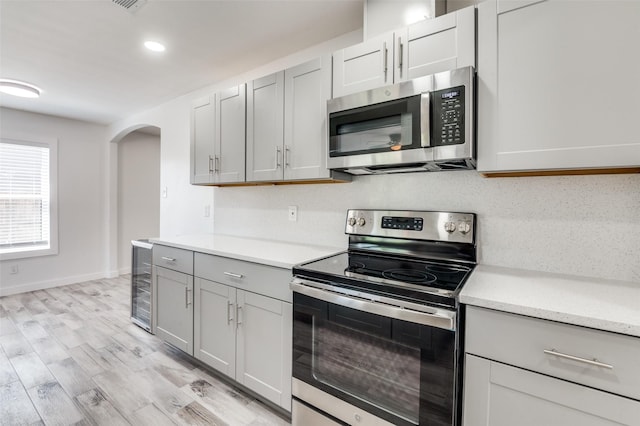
[{"left": 213, "top": 172, "right": 640, "bottom": 284}]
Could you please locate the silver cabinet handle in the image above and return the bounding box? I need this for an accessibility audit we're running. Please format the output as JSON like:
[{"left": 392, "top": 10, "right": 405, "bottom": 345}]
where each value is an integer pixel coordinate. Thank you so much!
[
  {"left": 236, "top": 305, "right": 243, "bottom": 325},
  {"left": 383, "top": 42, "right": 388, "bottom": 83},
  {"left": 208, "top": 155, "right": 214, "bottom": 173},
  {"left": 185, "top": 287, "right": 192, "bottom": 308},
  {"left": 214, "top": 155, "right": 220, "bottom": 173},
  {"left": 227, "top": 301, "right": 234, "bottom": 324},
  {"left": 543, "top": 349, "right": 613, "bottom": 369},
  {"left": 161, "top": 256, "right": 176, "bottom": 262},
  {"left": 275, "top": 146, "right": 282, "bottom": 169},
  {"left": 398, "top": 38, "right": 404, "bottom": 79},
  {"left": 223, "top": 271, "right": 243, "bottom": 279},
  {"left": 284, "top": 145, "right": 291, "bottom": 167}
]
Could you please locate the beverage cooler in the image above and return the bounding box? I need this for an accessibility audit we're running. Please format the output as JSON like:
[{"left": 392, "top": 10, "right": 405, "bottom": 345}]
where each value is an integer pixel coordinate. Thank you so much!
[{"left": 131, "top": 239, "right": 153, "bottom": 332}]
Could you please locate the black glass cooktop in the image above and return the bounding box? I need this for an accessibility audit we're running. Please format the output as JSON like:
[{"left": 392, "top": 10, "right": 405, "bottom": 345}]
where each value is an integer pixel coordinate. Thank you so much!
[{"left": 293, "top": 251, "right": 474, "bottom": 308}]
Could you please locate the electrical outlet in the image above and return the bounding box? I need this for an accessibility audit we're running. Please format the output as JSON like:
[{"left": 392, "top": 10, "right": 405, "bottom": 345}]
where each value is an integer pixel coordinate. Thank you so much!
[
  {"left": 288, "top": 206, "right": 298, "bottom": 222},
  {"left": 10, "top": 265, "right": 19, "bottom": 274},
  {"left": 161, "top": 187, "right": 168, "bottom": 198},
  {"left": 204, "top": 205, "right": 211, "bottom": 218}
]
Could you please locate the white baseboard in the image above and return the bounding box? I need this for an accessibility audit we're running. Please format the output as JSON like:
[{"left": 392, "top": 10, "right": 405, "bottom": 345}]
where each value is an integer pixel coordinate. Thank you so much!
[
  {"left": 118, "top": 267, "right": 131, "bottom": 276},
  {"left": 0, "top": 271, "right": 116, "bottom": 297}
]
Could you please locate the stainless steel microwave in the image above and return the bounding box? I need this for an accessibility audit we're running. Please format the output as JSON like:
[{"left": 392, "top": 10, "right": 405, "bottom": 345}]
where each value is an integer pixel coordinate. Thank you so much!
[{"left": 327, "top": 66, "right": 475, "bottom": 175}]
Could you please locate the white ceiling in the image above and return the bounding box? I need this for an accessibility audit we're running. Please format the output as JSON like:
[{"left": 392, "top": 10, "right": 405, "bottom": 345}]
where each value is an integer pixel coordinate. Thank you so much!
[{"left": 0, "top": 0, "right": 363, "bottom": 125}]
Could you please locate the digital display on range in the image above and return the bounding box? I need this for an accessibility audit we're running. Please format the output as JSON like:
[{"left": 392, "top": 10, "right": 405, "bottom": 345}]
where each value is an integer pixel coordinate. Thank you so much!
[{"left": 381, "top": 216, "right": 423, "bottom": 231}]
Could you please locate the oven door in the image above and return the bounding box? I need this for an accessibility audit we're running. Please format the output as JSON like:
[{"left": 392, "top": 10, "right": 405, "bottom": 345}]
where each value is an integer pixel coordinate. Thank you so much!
[{"left": 291, "top": 279, "right": 459, "bottom": 426}]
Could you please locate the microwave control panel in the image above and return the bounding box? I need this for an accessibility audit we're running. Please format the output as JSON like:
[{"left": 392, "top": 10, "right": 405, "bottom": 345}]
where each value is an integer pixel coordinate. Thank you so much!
[{"left": 431, "top": 85, "right": 465, "bottom": 146}]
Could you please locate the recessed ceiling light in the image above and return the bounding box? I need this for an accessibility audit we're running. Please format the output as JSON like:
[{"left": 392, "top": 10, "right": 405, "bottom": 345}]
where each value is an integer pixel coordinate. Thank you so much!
[
  {"left": 0, "top": 79, "right": 41, "bottom": 98},
  {"left": 144, "top": 41, "right": 166, "bottom": 52}
]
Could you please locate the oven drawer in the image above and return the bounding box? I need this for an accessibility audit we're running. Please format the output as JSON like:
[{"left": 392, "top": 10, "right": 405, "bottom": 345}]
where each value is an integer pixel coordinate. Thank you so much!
[
  {"left": 194, "top": 253, "right": 292, "bottom": 302},
  {"left": 153, "top": 245, "right": 193, "bottom": 275},
  {"left": 465, "top": 306, "right": 640, "bottom": 400}
]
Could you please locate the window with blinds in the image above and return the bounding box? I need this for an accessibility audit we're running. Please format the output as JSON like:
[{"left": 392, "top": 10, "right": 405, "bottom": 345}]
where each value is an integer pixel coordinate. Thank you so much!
[{"left": 0, "top": 139, "right": 54, "bottom": 257}]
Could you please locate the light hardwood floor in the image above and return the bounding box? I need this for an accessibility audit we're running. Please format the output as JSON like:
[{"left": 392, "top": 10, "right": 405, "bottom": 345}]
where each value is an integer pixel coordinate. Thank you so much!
[{"left": 0, "top": 276, "right": 291, "bottom": 426}]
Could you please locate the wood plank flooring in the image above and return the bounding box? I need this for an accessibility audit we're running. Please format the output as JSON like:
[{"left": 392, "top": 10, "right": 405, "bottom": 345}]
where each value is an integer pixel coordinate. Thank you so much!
[{"left": 0, "top": 276, "right": 291, "bottom": 426}]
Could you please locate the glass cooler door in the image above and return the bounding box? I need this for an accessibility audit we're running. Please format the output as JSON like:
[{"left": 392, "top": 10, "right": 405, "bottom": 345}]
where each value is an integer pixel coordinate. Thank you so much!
[{"left": 131, "top": 239, "right": 153, "bottom": 332}]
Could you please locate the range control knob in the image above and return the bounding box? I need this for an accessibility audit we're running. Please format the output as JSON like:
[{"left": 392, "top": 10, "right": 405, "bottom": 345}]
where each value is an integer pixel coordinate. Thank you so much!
[
  {"left": 458, "top": 221, "right": 471, "bottom": 234},
  {"left": 348, "top": 217, "right": 357, "bottom": 227},
  {"left": 444, "top": 221, "right": 457, "bottom": 233},
  {"left": 357, "top": 217, "right": 366, "bottom": 227}
]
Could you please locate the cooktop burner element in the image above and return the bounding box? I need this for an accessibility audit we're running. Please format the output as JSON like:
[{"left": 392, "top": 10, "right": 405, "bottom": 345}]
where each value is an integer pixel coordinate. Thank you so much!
[
  {"left": 293, "top": 210, "right": 477, "bottom": 309},
  {"left": 381, "top": 269, "right": 437, "bottom": 284}
]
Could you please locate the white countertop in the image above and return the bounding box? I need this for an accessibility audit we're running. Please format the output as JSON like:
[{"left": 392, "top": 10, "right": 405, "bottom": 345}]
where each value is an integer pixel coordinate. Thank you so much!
[
  {"left": 460, "top": 264, "right": 640, "bottom": 338},
  {"left": 150, "top": 234, "right": 343, "bottom": 269}
]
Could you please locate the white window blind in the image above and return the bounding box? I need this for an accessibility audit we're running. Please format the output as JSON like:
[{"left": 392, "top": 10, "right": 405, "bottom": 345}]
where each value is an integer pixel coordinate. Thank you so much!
[{"left": 0, "top": 140, "right": 51, "bottom": 253}]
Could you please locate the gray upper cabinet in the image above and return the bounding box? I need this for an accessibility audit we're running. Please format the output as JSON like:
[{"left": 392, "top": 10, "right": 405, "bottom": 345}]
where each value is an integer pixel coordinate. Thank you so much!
[
  {"left": 215, "top": 84, "right": 246, "bottom": 184},
  {"left": 395, "top": 6, "right": 475, "bottom": 83},
  {"left": 477, "top": 0, "right": 640, "bottom": 173},
  {"left": 333, "top": 31, "right": 395, "bottom": 98},
  {"left": 333, "top": 6, "right": 476, "bottom": 98},
  {"left": 190, "top": 95, "right": 216, "bottom": 184},
  {"left": 246, "top": 71, "right": 285, "bottom": 182},
  {"left": 191, "top": 85, "right": 246, "bottom": 185},
  {"left": 284, "top": 55, "right": 332, "bottom": 180},
  {"left": 247, "top": 56, "right": 339, "bottom": 183}
]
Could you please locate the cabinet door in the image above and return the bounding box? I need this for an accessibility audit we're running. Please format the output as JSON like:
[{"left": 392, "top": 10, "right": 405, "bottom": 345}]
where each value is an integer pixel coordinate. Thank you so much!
[
  {"left": 463, "top": 354, "right": 640, "bottom": 426},
  {"left": 246, "top": 71, "right": 285, "bottom": 182},
  {"left": 193, "top": 278, "right": 236, "bottom": 379},
  {"left": 396, "top": 6, "right": 475, "bottom": 82},
  {"left": 284, "top": 55, "right": 331, "bottom": 180},
  {"left": 332, "top": 31, "right": 394, "bottom": 98},
  {"left": 190, "top": 95, "right": 215, "bottom": 184},
  {"left": 236, "top": 290, "right": 292, "bottom": 410},
  {"left": 153, "top": 266, "right": 193, "bottom": 355},
  {"left": 477, "top": 0, "right": 640, "bottom": 173},
  {"left": 215, "top": 85, "right": 246, "bottom": 184}
]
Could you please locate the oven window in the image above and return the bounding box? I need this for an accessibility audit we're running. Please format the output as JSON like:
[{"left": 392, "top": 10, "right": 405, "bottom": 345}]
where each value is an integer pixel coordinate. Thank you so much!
[{"left": 314, "top": 319, "right": 421, "bottom": 423}]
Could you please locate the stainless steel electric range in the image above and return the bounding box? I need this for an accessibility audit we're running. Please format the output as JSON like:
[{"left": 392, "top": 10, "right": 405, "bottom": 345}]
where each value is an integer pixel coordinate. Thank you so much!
[{"left": 290, "top": 209, "right": 476, "bottom": 426}]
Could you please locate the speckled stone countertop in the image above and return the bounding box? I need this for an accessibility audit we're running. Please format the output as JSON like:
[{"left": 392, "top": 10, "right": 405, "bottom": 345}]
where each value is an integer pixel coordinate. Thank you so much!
[
  {"left": 460, "top": 264, "right": 640, "bottom": 338},
  {"left": 150, "top": 234, "right": 342, "bottom": 270}
]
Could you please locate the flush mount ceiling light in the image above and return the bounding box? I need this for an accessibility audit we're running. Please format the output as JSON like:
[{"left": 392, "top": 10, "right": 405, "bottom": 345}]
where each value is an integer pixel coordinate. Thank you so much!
[
  {"left": 0, "top": 79, "right": 41, "bottom": 98},
  {"left": 144, "top": 41, "right": 166, "bottom": 52}
]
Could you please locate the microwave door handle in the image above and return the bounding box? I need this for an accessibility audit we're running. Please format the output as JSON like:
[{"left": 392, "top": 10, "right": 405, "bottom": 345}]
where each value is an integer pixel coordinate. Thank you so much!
[{"left": 420, "top": 92, "right": 431, "bottom": 147}]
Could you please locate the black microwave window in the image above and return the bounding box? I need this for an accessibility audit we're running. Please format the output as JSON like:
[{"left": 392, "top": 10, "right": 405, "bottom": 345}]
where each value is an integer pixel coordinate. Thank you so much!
[{"left": 329, "top": 95, "right": 422, "bottom": 157}]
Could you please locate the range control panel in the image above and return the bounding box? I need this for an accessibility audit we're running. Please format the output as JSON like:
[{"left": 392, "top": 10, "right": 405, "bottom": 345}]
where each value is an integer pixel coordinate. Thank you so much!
[
  {"left": 345, "top": 209, "right": 475, "bottom": 244},
  {"left": 431, "top": 85, "right": 465, "bottom": 147}
]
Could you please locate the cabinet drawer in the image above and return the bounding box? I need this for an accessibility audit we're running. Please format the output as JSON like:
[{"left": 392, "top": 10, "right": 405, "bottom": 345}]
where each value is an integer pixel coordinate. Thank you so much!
[
  {"left": 465, "top": 306, "right": 640, "bottom": 400},
  {"left": 194, "top": 253, "right": 292, "bottom": 303},
  {"left": 153, "top": 245, "right": 194, "bottom": 275}
]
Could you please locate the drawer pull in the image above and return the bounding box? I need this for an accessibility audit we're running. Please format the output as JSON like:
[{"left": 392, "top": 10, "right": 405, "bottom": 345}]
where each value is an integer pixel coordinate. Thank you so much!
[
  {"left": 224, "top": 272, "right": 244, "bottom": 279},
  {"left": 161, "top": 256, "right": 176, "bottom": 262},
  {"left": 543, "top": 349, "right": 613, "bottom": 369}
]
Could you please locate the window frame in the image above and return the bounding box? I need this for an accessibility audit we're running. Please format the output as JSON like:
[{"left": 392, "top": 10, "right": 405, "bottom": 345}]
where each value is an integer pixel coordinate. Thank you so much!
[{"left": 0, "top": 136, "right": 59, "bottom": 260}]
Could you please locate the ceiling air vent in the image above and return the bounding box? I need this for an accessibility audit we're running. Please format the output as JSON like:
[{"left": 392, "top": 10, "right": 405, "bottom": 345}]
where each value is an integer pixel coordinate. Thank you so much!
[{"left": 112, "top": 0, "right": 147, "bottom": 13}]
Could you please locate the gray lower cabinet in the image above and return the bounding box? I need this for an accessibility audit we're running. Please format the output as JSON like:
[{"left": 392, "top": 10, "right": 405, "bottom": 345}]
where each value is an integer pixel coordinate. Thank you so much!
[
  {"left": 463, "top": 306, "right": 640, "bottom": 426},
  {"left": 193, "top": 253, "right": 293, "bottom": 411},
  {"left": 153, "top": 266, "right": 194, "bottom": 355}
]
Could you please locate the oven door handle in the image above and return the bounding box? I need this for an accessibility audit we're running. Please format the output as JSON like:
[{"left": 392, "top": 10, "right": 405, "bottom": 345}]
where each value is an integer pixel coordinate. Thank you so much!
[{"left": 290, "top": 279, "right": 456, "bottom": 331}]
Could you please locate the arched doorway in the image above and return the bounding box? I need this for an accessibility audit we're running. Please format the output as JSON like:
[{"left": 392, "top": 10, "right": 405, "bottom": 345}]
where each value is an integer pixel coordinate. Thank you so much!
[{"left": 116, "top": 126, "right": 161, "bottom": 274}]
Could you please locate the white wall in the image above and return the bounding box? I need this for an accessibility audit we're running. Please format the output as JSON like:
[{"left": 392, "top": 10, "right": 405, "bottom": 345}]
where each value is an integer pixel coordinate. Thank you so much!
[
  {"left": 0, "top": 108, "right": 110, "bottom": 296},
  {"left": 117, "top": 130, "right": 160, "bottom": 274},
  {"left": 213, "top": 172, "right": 640, "bottom": 283}
]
